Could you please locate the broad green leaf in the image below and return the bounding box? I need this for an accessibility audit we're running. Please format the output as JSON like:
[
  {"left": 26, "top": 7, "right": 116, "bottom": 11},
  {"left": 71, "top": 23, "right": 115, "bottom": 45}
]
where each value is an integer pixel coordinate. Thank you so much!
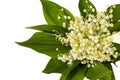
[
  {"left": 43, "top": 58, "right": 67, "bottom": 74},
  {"left": 41, "top": 0, "right": 74, "bottom": 26},
  {"left": 16, "top": 32, "right": 71, "bottom": 58},
  {"left": 106, "top": 4, "right": 120, "bottom": 23},
  {"left": 106, "top": 4, "right": 120, "bottom": 32},
  {"left": 103, "top": 63, "right": 115, "bottom": 80},
  {"left": 27, "top": 25, "right": 68, "bottom": 35},
  {"left": 60, "top": 61, "right": 80, "bottom": 80},
  {"left": 108, "top": 22, "right": 120, "bottom": 33},
  {"left": 66, "top": 64, "right": 87, "bottom": 80},
  {"left": 86, "top": 62, "right": 112, "bottom": 80},
  {"left": 79, "top": 0, "right": 97, "bottom": 18}
]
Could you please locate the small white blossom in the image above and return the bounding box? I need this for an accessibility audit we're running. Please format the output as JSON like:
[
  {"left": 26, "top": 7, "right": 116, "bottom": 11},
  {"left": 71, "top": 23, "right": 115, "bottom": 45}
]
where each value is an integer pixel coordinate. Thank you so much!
[
  {"left": 85, "top": 1, "right": 88, "bottom": 3},
  {"left": 57, "top": 16, "right": 61, "bottom": 19},
  {"left": 83, "top": 9, "right": 86, "bottom": 13},
  {"left": 62, "top": 22, "right": 66, "bottom": 28},
  {"left": 64, "top": 15, "right": 67, "bottom": 19},
  {"left": 90, "top": 6, "right": 93, "bottom": 9},
  {"left": 109, "top": 9, "right": 113, "bottom": 13},
  {"left": 109, "top": 14, "right": 113, "bottom": 18},
  {"left": 61, "top": 8, "right": 64, "bottom": 11},
  {"left": 92, "top": 8, "right": 95, "bottom": 12},
  {"left": 67, "top": 16, "right": 71, "bottom": 20},
  {"left": 113, "top": 5, "right": 116, "bottom": 8},
  {"left": 118, "top": 20, "right": 120, "bottom": 22},
  {"left": 110, "top": 23, "right": 114, "bottom": 27},
  {"left": 56, "top": 48, "right": 59, "bottom": 51},
  {"left": 106, "top": 15, "right": 109, "bottom": 20}
]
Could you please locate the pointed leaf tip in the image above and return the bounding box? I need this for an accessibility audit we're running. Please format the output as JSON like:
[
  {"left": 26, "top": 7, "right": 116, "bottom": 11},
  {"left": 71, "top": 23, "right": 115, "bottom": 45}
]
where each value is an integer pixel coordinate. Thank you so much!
[
  {"left": 16, "top": 32, "right": 71, "bottom": 58},
  {"left": 43, "top": 58, "right": 68, "bottom": 74},
  {"left": 15, "top": 42, "right": 22, "bottom": 46},
  {"left": 26, "top": 25, "right": 68, "bottom": 35},
  {"left": 40, "top": 0, "right": 74, "bottom": 26},
  {"left": 79, "top": 0, "right": 97, "bottom": 18}
]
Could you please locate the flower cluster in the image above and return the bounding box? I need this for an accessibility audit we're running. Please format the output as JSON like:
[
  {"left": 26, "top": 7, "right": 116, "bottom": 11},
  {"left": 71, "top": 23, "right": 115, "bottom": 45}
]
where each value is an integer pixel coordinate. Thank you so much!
[{"left": 57, "top": 8, "right": 120, "bottom": 67}]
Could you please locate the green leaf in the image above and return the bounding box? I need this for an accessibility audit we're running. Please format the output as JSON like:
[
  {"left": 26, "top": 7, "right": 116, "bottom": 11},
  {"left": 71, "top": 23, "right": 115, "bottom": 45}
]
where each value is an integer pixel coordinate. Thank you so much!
[
  {"left": 113, "top": 43, "right": 120, "bottom": 62},
  {"left": 113, "top": 43, "right": 120, "bottom": 53},
  {"left": 41, "top": 0, "right": 74, "bottom": 26},
  {"left": 66, "top": 64, "right": 87, "bottom": 80},
  {"left": 16, "top": 32, "right": 71, "bottom": 58},
  {"left": 86, "top": 62, "right": 112, "bottom": 80},
  {"left": 103, "top": 63, "right": 115, "bottom": 80},
  {"left": 79, "top": 0, "right": 97, "bottom": 18},
  {"left": 108, "top": 22, "right": 120, "bottom": 33},
  {"left": 60, "top": 61, "right": 80, "bottom": 80},
  {"left": 106, "top": 4, "right": 120, "bottom": 23},
  {"left": 99, "top": 75, "right": 111, "bottom": 80},
  {"left": 27, "top": 25, "right": 68, "bottom": 35},
  {"left": 43, "top": 58, "right": 67, "bottom": 74},
  {"left": 106, "top": 4, "right": 120, "bottom": 32}
]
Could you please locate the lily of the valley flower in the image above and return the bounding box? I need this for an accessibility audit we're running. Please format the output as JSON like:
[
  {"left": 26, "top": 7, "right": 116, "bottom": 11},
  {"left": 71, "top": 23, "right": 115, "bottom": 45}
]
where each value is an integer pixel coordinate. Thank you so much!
[{"left": 57, "top": 8, "right": 120, "bottom": 67}]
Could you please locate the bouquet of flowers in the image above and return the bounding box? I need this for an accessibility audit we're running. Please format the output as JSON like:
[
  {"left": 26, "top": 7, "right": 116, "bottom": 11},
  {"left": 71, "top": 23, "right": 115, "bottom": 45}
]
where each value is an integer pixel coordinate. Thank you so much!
[{"left": 17, "top": 0, "right": 120, "bottom": 80}]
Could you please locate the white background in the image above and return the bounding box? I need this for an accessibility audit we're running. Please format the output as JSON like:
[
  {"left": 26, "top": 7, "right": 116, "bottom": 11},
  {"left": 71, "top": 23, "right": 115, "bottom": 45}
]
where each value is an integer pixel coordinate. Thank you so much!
[{"left": 0, "top": 0, "right": 120, "bottom": 80}]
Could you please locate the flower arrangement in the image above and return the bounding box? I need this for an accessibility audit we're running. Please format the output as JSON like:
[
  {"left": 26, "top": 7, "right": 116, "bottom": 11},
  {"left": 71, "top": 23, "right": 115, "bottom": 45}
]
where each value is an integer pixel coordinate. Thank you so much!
[{"left": 17, "top": 0, "right": 120, "bottom": 80}]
